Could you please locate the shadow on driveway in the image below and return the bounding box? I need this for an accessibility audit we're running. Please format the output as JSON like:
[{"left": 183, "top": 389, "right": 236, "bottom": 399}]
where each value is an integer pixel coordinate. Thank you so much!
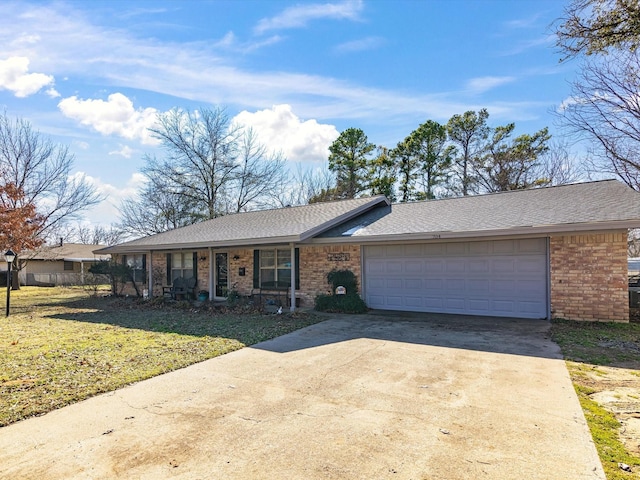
[{"left": 256, "top": 310, "right": 561, "bottom": 360}]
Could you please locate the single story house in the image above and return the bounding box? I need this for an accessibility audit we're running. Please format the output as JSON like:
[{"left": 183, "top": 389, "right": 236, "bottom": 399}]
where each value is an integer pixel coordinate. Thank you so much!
[
  {"left": 19, "top": 242, "right": 110, "bottom": 286},
  {"left": 97, "top": 180, "right": 640, "bottom": 322}
]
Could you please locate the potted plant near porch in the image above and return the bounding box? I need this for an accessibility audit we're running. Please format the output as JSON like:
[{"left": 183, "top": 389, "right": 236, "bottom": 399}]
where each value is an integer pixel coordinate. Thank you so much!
[{"left": 197, "top": 290, "right": 208, "bottom": 301}]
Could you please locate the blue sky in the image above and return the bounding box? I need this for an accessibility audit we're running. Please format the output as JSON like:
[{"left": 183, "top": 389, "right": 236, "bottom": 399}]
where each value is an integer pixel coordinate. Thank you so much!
[{"left": 0, "top": 0, "right": 576, "bottom": 226}]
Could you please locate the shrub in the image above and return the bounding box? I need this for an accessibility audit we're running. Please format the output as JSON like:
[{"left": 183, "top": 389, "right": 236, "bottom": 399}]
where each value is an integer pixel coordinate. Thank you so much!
[
  {"left": 314, "top": 293, "right": 368, "bottom": 314},
  {"left": 326, "top": 269, "right": 358, "bottom": 295}
]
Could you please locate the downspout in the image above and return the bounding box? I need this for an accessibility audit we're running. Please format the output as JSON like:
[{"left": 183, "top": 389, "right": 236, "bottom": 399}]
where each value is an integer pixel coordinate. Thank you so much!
[{"left": 290, "top": 242, "right": 296, "bottom": 312}]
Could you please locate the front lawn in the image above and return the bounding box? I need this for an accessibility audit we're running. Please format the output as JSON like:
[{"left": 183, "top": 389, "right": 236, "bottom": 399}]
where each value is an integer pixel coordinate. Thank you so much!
[{"left": 0, "top": 287, "right": 323, "bottom": 427}]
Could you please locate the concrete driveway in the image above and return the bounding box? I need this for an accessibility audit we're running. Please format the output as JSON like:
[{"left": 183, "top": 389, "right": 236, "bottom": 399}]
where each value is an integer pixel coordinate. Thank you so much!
[{"left": 0, "top": 313, "right": 604, "bottom": 480}]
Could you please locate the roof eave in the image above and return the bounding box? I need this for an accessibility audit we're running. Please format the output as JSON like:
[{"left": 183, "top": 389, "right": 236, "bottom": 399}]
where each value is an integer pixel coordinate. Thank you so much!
[
  {"left": 307, "top": 220, "right": 640, "bottom": 244},
  {"left": 95, "top": 235, "right": 304, "bottom": 254}
]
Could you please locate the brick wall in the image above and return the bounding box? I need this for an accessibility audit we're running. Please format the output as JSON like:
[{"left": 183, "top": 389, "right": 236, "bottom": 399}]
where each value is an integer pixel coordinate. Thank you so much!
[
  {"left": 550, "top": 231, "right": 628, "bottom": 322},
  {"left": 298, "top": 244, "right": 361, "bottom": 305},
  {"left": 227, "top": 245, "right": 362, "bottom": 307}
]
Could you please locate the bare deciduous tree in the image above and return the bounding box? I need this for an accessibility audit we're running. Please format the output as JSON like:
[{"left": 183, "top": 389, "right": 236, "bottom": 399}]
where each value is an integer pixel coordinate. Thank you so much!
[
  {"left": 120, "top": 107, "right": 287, "bottom": 237},
  {"left": 557, "top": 50, "right": 640, "bottom": 190},
  {"left": 0, "top": 113, "right": 102, "bottom": 238}
]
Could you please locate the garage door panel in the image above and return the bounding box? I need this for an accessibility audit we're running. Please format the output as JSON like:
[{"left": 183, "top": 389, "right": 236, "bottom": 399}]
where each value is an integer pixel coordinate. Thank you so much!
[
  {"left": 492, "top": 300, "right": 516, "bottom": 314},
  {"left": 446, "top": 260, "right": 466, "bottom": 274},
  {"left": 367, "top": 260, "right": 386, "bottom": 274},
  {"left": 424, "top": 243, "right": 446, "bottom": 255},
  {"left": 468, "top": 259, "right": 490, "bottom": 273},
  {"left": 518, "top": 238, "right": 546, "bottom": 254},
  {"left": 519, "top": 300, "right": 546, "bottom": 314},
  {"left": 424, "top": 297, "right": 444, "bottom": 308},
  {"left": 446, "top": 243, "right": 467, "bottom": 255},
  {"left": 445, "top": 298, "right": 466, "bottom": 311},
  {"left": 518, "top": 258, "right": 547, "bottom": 274},
  {"left": 468, "top": 299, "right": 491, "bottom": 312},
  {"left": 425, "top": 260, "right": 444, "bottom": 273},
  {"left": 493, "top": 240, "right": 516, "bottom": 254},
  {"left": 385, "top": 245, "right": 406, "bottom": 257},
  {"left": 364, "top": 239, "right": 548, "bottom": 319},
  {"left": 469, "top": 241, "right": 491, "bottom": 254},
  {"left": 517, "top": 279, "right": 547, "bottom": 296},
  {"left": 405, "top": 296, "right": 423, "bottom": 307},
  {"left": 493, "top": 258, "right": 516, "bottom": 274},
  {"left": 386, "top": 296, "right": 403, "bottom": 307},
  {"left": 405, "top": 262, "right": 423, "bottom": 274},
  {"left": 404, "top": 278, "right": 423, "bottom": 290},
  {"left": 386, "top": 278, "right": 402, "bottom": 289},
  {"left": 467, "top": 281, "right": 490, "bottom": 295}
]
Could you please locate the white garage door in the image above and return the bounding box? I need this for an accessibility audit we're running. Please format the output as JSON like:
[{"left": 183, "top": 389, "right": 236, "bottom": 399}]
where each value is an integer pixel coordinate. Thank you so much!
[{"left": 364, "top": 239, "right": 548, "bottom": 319}]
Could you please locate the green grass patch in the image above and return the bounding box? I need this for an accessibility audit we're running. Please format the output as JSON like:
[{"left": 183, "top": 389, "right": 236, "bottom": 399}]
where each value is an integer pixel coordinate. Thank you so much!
[
  {"left": 0, "top": 287, "right": 323, "bottom": 426},
  {"left": 551, "top": 319, "right": 640, "bottom": 478},
  {"left": 571, "top": 379, "right": 640, "bottom": 479}
]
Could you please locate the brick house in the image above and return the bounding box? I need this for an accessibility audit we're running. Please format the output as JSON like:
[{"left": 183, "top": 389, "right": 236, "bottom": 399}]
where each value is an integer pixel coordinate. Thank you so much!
[{"left": 97, "top": 180, "right": 640, "bottom": 322}]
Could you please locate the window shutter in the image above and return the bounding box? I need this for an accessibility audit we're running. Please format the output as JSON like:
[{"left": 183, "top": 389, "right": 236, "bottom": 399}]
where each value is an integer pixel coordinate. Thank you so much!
[
  {"left": 192, "top": 251, "right": 198, "bottom": 282},
  {"left": 295, "top": 248, "right": 300, "bottom": 291},
  {"left": 166, "top": 253, "right": 172, "bottom": 285},
  {"left": 122, "top": 255, "right": 127, "bottom": 265},
  {"left": 253, "top": 250, "right": 260, "bottom": 288},
  {"left": 142, "top": 254, "right": 147, "bottom": 284}
]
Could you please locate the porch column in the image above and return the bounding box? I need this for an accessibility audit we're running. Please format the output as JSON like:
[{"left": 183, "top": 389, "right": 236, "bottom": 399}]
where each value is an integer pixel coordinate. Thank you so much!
[
  {"left": 80, "top": 261, "right": 85, "bottom": 284},
  {"left": 208, "top": 247, "right": 214, "bottom": 301},
  {"left": 290, "top": 242, "right": 296, "bottom": 312},
  {"left": 148, "top": 251, "right": 153, "bottom": 297}
]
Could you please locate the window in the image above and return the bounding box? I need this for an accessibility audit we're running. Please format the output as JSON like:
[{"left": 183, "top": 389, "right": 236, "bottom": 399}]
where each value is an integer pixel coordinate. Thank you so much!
[
  {"left": 63, "top": 261, "right": 74, "bottom": 271},
  {"left": 124, "top": 254, "right": 146, "bottom": 284},
  {"left": 254, "top": 248, "right": 299, "bottom": 289},
  {"left": 167, "top": 252, "right": 196, "bottom": 284}
]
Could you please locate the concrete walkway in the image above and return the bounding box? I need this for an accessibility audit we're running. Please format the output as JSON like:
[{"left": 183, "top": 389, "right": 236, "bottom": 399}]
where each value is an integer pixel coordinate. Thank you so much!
[{"left": 0, "top": 314, "right": 604, "bottom": 479}]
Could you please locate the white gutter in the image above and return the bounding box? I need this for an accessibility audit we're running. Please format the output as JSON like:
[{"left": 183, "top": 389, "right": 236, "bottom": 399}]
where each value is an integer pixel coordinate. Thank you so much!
[{"left": 306, "top": 220, "right": 640, "bottom": 245}]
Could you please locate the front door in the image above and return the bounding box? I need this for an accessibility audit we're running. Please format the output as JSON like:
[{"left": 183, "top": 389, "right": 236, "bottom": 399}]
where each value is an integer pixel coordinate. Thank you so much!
[{"left": 215, "top": 252, "right": 228, "bottom": 298}]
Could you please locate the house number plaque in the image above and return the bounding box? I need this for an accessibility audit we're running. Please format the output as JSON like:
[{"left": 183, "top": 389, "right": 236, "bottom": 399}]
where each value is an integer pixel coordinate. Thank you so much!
[{"left": 327, "top": 253, "right": 350, "bottom": 261}]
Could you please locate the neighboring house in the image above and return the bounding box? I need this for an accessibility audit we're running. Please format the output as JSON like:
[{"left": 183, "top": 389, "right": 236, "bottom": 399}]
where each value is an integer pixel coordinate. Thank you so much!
[
  {"left": 96, "top": 180, "right": 640, "bottom": 322},
  {"left": 20, "top": 242, "right": 110, "bottom": 286}
]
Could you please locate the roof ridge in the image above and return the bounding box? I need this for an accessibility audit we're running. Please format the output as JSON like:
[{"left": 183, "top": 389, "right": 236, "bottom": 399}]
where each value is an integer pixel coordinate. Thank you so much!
[{"left": 389, "top": 179, "right": 622, "bottom": 207}]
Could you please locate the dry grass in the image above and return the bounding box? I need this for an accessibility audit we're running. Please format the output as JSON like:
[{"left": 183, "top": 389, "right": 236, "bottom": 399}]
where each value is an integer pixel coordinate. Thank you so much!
[
  {"left": 0, "top": 286, "right": 323, "bottom": 426},
  {"left": 551, "top": 319, "right": 640, "bottom": 479}
]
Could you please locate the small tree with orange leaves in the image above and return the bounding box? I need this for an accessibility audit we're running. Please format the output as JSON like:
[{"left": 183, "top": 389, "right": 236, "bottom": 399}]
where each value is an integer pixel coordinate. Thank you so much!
[{"left": 0, "top": 183, "right": 44, "bottom": 289}]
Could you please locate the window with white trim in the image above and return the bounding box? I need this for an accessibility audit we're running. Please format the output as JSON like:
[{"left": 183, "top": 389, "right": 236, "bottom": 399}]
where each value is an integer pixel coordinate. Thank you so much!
[
  {"left": 170, "top": 252, "right": 194, "bottom": 283},
  {"left": 124, "top": 254, "right": 146, "bottom": 283}
]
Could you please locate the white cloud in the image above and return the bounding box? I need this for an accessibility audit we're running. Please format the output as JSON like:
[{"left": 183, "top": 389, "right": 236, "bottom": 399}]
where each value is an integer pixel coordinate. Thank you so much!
[
  {"left": 466, "top": 76, "right": 516, "bottom": 94},
  {"left": 0, "top": 3, "right": 545, "bottom": 129},
  {"left": 58, "top": 93, "right": 160, "bottom": 145},
  {"left": 334, "top": 36, "right": 384, "bottom": 54},
  {"left": 46, "top": 87, "right": 60, "bottom": 98},
  {"left": 254, "top": 0, "right": 363, "bottom": 35},
  {"left": 0, "top": 56, "right": 55, "bottom": 97},
  {"left": 233, "top": 104, "right": 339, "bottom": 163},
  {"left": 109, "top": 145, "right": 135, "bottom": 158}
]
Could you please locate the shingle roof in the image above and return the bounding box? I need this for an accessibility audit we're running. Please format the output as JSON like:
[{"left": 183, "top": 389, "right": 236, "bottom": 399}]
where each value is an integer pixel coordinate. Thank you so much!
[
  {"left": 99, "top": 195, "right": 389, "bottom": 253},
  {"left": 26, "top": 243, "right": 110, "bottom": 261},
  {"left": 99, "top": 180, "right": 640, "bottom": 254},
  {"left": 318, "top": 180, "right": 640, "bottom": 241}
]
